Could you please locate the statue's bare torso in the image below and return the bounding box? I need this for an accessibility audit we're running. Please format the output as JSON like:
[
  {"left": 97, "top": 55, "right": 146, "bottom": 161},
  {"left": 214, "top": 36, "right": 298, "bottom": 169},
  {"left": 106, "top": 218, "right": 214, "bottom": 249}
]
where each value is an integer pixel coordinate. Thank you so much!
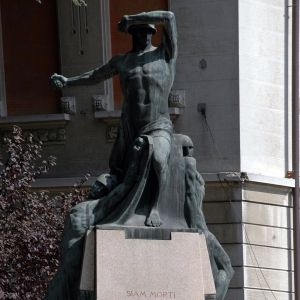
[{"left": 113, "top": 44, "right": 174, "bottom": 133}]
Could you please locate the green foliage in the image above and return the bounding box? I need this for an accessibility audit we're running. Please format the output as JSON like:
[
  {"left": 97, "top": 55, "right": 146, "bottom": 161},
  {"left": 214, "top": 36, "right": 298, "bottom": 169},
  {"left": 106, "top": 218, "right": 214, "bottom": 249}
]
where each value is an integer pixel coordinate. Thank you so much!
[{"left": 0, "top": 127, "right": 89, "bottom": 299}]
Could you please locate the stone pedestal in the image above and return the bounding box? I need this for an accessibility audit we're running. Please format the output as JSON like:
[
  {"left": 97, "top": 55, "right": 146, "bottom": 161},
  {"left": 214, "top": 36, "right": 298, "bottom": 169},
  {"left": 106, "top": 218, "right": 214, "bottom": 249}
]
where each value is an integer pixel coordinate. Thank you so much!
[{"left": 80, "top": 229, "right": 216, "bottom": 300}]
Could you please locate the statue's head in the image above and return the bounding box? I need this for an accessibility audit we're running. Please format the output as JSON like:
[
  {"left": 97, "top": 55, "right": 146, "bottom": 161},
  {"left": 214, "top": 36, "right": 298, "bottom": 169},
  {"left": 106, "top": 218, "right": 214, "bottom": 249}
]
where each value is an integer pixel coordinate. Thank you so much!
[
  {"left": 128, "top": 24, "right": 157, "bottom": 35},
  {"left": 182, "top": 135, "right": 194, "bottom": 157},
  {"left": 128, "top": 24, "right": 156, "bottom": 48}
]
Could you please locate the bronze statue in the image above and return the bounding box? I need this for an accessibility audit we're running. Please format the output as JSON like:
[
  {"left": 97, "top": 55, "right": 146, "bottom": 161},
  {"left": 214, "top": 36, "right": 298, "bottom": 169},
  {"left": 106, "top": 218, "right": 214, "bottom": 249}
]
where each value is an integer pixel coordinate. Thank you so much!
[
  {"left": 51, "top": 11, "right": 177, "bottom": 227},
  {"left": 47, "top": 11, "right": 233, "bottom": 300}
]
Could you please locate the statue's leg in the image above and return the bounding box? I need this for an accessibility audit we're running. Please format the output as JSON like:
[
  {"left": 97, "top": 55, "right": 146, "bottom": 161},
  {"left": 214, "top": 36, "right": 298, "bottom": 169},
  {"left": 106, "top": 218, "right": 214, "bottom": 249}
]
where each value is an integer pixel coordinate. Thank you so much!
[
  {"left": 44, "top": 204, "right": 89, "bottom": 300},
  {"left": 146, "top": 135, "right": 171, "bottom": 227},
  {"left": 214, "top": 269, "right": 231, "bottom": 300},
  {"left": 205, "top": 231, "right": 234, "bottom": 300}
]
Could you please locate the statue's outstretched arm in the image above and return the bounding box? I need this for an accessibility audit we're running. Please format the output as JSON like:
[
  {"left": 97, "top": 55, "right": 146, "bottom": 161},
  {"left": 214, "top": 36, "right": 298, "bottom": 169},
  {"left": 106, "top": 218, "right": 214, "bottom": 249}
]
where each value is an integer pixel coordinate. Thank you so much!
[
  {"left": 49, "top": 56, "right": 121, "bottom": 90},
  {"left": 118, "top": 11, "right": 177, "bottom": 59}
]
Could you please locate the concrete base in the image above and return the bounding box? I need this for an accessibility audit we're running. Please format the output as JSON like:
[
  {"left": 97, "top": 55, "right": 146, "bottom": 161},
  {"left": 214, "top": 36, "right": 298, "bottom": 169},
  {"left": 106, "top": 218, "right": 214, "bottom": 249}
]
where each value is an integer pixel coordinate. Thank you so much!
[{"left": 80, "top": 229, "right": 216, "bottom": 300}]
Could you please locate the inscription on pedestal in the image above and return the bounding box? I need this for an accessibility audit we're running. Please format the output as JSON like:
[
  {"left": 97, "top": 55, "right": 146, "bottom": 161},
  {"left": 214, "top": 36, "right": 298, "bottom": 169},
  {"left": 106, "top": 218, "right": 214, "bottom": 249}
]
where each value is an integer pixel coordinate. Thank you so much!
[{"left": 127, "top": 291, "right": 176, "bottom": 298}]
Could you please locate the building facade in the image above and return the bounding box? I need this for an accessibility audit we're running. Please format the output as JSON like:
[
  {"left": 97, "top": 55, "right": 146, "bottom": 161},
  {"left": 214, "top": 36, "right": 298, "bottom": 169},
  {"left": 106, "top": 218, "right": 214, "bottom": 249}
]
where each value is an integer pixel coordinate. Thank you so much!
[{"left": 0, "top": 0, "right": 295, "bottom": 299}]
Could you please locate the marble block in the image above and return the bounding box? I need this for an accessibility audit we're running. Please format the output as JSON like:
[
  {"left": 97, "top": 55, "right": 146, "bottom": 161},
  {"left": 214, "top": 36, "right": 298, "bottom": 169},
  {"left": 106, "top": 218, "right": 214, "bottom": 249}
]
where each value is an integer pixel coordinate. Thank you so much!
[{"left": 79, "top": 229, "right": 216, "bottom": 299}]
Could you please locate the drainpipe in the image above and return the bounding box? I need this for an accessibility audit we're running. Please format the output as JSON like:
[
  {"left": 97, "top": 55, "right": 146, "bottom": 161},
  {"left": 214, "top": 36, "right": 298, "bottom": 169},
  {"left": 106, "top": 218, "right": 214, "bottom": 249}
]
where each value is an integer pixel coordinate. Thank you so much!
[{"left": 292, "top": 0, "right": 300, "bottom": 298}]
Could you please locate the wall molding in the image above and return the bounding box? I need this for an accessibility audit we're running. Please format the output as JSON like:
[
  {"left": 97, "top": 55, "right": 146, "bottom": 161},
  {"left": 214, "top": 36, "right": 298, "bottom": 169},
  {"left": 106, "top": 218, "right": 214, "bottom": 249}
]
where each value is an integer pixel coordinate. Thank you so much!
[
  {"left": 202, "top": 172, "right": 295, "bottom": 188},
  {"left": 61, "top": 97, "right": 76, "bottom": 114},
  {"left": 0, "top": 113, "right": 70, "bottom": 130},
  {"left": 0, "top": 128, "right": 66, "bottom": 146}
]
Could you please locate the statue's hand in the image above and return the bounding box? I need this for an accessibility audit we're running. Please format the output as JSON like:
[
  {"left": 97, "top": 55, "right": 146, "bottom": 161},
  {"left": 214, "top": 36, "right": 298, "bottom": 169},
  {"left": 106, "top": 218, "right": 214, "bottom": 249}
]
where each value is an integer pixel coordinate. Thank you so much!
[
  {"left": 49, "top": 73, "right": 67, "bottom": 91},
  {"left": 117, "top": 15, "right": 129, "bottom": 33}
]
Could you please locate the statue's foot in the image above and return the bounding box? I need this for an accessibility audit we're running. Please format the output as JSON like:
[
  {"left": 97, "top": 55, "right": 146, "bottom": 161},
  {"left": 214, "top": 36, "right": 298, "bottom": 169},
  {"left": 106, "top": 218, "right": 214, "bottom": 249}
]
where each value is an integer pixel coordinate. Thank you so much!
[{"left": 146, "top": 210, "right": 162, "bottom": 227}]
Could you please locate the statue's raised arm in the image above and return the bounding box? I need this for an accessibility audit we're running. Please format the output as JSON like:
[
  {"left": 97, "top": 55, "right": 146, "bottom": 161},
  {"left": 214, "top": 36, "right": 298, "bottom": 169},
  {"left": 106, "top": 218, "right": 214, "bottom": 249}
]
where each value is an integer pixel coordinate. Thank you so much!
[
  {"left": 49, "top": 11, "right": 177, "bottom": 91},
  {"left": 118, "top": 11, "right": 177, "bottom": 60}
]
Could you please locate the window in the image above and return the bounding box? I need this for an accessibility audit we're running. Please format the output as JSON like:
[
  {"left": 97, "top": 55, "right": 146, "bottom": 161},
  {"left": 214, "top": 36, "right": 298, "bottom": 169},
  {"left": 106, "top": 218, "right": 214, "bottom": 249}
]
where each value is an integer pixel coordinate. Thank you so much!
[{"left": 1, "top": 0, "right": 60, "bottom": 116}]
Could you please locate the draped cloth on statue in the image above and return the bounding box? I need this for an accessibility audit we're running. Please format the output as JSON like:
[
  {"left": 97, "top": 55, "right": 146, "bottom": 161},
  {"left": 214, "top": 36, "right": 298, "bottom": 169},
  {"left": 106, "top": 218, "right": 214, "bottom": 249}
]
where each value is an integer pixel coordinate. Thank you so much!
[
  {"left": 109, "top": 113, "right": 173, "bottom": 180},
  {"left": 44, "top": 119, "right": 177, "bottom": 300},
  {"left": 98, "top": 115, "right": 175, "bottom": 227}
]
